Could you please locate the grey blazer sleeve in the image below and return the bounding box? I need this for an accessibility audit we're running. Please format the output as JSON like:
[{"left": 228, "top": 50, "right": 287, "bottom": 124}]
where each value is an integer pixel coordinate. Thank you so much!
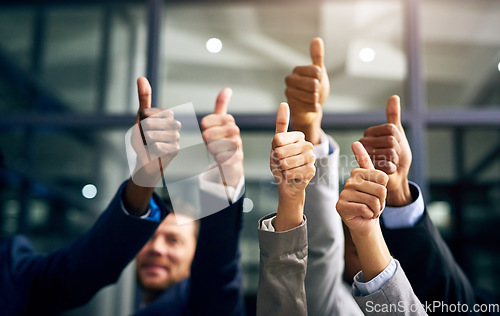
[
  {"left": 353, "top": 260, "right": 427, "bottom": 316},
  {"left": 257, "top": 214, "right": 308, "bottom": 316},
  {"left": 304, "top": 135, "right": 363, "bottom": 315}
]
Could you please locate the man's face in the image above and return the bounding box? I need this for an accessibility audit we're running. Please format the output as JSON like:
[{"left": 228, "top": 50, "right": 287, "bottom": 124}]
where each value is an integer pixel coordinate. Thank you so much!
[{"left": 136, "top": 214, "right": 197, "bottom": 291}]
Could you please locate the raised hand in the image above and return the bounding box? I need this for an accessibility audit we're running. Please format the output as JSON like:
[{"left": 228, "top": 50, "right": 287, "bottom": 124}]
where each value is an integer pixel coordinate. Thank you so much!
[
  {"left": 336, "top": 142, "right": 388, "bottom": 237},
  {"left": 359, "top": 95, "right": 412, "bottom": 206},
  {"left": 200, "top": 88, "right": 244, "bottom": 188},
  {"left": 336, "top": 141, "right": 391, "bottom": 281},
  {"left": 124, "top": 77, "right": 181, "bottom": 215},
  {"left": 271, "top": 103, "right": 316, "bottom": 232},
  {"left": 285, "top": 37, "right": 330, "bottom": 145},
  {"left": 130, "top": 77, "right": 181, "bottom": 187}
]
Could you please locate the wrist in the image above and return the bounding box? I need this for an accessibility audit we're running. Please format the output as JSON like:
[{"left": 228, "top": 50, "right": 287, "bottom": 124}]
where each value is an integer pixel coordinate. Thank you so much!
[
  {"left": 291, "top": 112, "right": 322, "bottom": 145},
  {"left": 387, "top": 178, "right": 412, "bottom": 207},
  {"left": 351, "top": 224, "right": 391, "bottom": 281},
  {"left": 123, "top": 180, "right": 155, "bottom": 216},
  {"left": 220, "top": 163, "right": 243, "bottom": 188},
  {"left": 274, "top": 193, "right": 305, "bottom": 232}
]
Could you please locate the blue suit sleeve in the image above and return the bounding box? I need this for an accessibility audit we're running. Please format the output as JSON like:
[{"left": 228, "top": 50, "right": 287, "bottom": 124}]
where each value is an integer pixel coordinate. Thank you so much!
[
  {"left": 188, "top": 191, "right": 245, "bottom": 316},
  {"left": 14, "top": 181, "right": 168, "bottom": 315}
]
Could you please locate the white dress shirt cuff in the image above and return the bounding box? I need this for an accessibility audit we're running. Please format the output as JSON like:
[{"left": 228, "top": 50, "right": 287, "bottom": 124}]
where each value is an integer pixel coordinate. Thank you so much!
[
  {"left": 199, "top": 165, "right": 245, "bottom": 203},
  {"left": 121, "top": 198, "right": 152, "bottom": 218},
  {"left": 312, "top": 131, "right": 330, "bottom": 158},
  {"left": 353, "top": 257, "right": 397, "bottom": 296},
  {"left": 260, "top": 215, "right": 305, "bottom": 233},
  {"left": 381, "top": 181, "right": 425, "bottom": 229}
]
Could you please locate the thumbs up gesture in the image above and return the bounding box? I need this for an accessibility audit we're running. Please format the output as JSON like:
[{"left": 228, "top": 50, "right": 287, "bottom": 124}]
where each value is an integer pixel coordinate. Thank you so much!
[
  {"left": 359, "top": 95, "right": 412, "bottom": 206},
  {"left": 285, "top": 37, "right": 330, "bottom": 145},
  {"left": 200, "top": 88, "right": 244, "bottom": 188},
  {"left": 337, "top": 142, "right": 393, "bottom": 281},
  {"left": 130, "top": 77, "right": 181, "bottom": 186},
  {"left": 271, "top": 103, "right": 316, "bottom": 231},
  {"left": 336, "top": 142, "right": 389, "bottom": 237}
]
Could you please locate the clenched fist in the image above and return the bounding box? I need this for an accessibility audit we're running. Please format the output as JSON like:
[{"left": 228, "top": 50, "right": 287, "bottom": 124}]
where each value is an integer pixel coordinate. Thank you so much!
[
  {"left": 271, "top": 103, "right": 316, "bottom": 232},
  {"left": 359, "top": 95, "right": 412, "bottom": 206},
  {"left": 200, "top": 88, "right": 243, "bottom": 188},
  {"left": 130, "top": 77, "right": 181, "bottom": 187},
  {"left": 285, "top": 37, "right": 329, "bottom": 145}
]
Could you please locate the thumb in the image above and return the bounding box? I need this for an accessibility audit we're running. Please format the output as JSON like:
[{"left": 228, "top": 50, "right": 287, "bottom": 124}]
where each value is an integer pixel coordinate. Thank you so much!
[
  {"left": 310, "top": 37, "right": 324, "bottom": 67},
  {"left": 275, "top": 102, "right": 290, "bottom": 134},
  {"left": 214, "top": 87, "right": 232, "bottom": 115},
  {"left": 137, "top": 77, "right": 152, "bottom": 111},
  {"left": 352, "top": 141, "right": 374, "bottom": 170},
  {"left": 386, "top": 95, "right": 402, "bottom": 128}
]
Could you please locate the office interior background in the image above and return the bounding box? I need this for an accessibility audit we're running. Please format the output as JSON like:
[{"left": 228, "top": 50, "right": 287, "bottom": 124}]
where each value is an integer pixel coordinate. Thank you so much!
[{"left": 0, "top": 0, "right": 499, "bottom": 315}]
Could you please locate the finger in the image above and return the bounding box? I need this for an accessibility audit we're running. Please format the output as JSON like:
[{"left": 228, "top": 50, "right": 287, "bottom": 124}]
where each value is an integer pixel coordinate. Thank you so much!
[
  {"left": 337, "top": 199, "right": 374, "bottom": 220},
  {"left": 350, "top": 168, "right": 389, "bottom": 186},
  {"left": 273, "top": 141, "right": 313, "bottom": 159},
  {"left": 345, "top": 178, "right": 387, "bottom": 202},
  {"left": 202, "top": 124, "right": 239, "bottom": 141},
  {"left": 137, "top": 77, "right": 152, "bottom": 112},
  {"left": 141, "top": 118, "right": 181, "bottom": 131},
  {"left": 143, "top": 130, "right": 180, "bottom": 144},
  {"left": 200, "top": 114, "right": 235, "bottom": 130},
  {"left": 310, "top": 37, "right": 324, "bottom": 67},
  {"left": 140, "top": 108, "right": 174, "bottom": 121},
  {"left": 282, "top": 163, "right": 316, "bottom": 182},
  {"left": 207, "top": 139, "right": 238, "bottom": 155},
  {"left": 363, "top": 124, "right": 401, "bottom": 141},
  {"left": 285, "top": 86, "right": 318, "bottom": 104},
  {"left": 149, "top": 142, "right": 180, "bottom": 159},
  {"left": 352, "top": 141, "right": 374, "bottom": 170},
  {"left": 344, "top": 190, "right": 382, "bottom": 217},
  {"left": 272, "top": 131, "right": 304, "bottom": 148},
  {"left": 215, "top": 149, "right": 242, "bottom": 165},
  {"left": 386, "top": 95, "right": 402, "bottom": 128},
  {"left": 292, "top": 65, "right": 322, "bottom": 79},
  {"left": 280, "top": 150, "right": 316, "bottom": 171},
  {"left": 285, "top": 74, "right": 320, "bottom": 93},
  {"left": 275, "top": 102, "right": 290, "bottom": 134},
  {"left": 214, "top": 87, "right": 232, "bottom": 115},
  {"left": 359, "top": 136, "right": 401, "bottom": 155},
  {"left": 373, "top": 160, "right": 397, "bottom": 174}
]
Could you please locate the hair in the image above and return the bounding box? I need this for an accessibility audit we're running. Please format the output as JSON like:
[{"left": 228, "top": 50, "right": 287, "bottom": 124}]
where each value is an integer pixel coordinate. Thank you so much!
[{"left": 162, "top": 197, "right": 200, "bottom": 238}]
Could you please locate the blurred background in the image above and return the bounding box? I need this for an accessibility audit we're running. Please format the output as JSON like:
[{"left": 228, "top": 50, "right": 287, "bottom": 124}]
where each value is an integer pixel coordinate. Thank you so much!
[{"left": 0, "top": 0, "right": 499, "bottom": 315}]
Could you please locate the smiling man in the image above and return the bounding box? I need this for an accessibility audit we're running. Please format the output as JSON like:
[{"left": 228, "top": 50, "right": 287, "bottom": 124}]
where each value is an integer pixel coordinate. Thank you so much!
[{"left": 135, "top": 209, "right": 199, "bottom": 305}]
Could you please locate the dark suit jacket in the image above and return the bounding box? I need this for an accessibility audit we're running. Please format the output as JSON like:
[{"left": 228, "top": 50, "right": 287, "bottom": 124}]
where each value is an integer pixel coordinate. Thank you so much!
[
  {"left": 0, "top": 182, "right": 168, "bottom": 316},
  {"left": 382, "top": 203, "right": 477, "bottom": 315},
  {"left": 134, "top": 191, "right": 245, "bottom": 316}
]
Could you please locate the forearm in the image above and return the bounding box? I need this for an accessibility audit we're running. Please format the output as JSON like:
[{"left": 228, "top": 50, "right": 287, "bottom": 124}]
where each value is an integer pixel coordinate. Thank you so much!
[
  {"left": 351, "top": 225, "right": 391, "bottom": 282},
  {"left": 387, "top": 178, "right": 412, "bottom": 207},
  {"left": 123, "top": 179, "right": 155, "bottom": 216},
  {"left": 257, "top": 215, "right": 308, "bottom": 316},
  {"left": 28, "top": 182, "right": 163, "bottom": 313},
  {"left": 189, "top": 193, "right": 245, "bottom": 315},
  {"left": 274, "top": 191, "right": 305, "bottom": 232},
  {"left": 291, "top": 114, "right": 322, "bottom": 145}
]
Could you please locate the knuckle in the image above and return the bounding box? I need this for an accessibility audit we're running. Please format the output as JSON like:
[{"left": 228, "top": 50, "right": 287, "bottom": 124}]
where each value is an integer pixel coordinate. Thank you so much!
[
  {"left": 312, "top": 78, "right": 320, "bottom": 91},
  {"left": 387, "top": 123, "right": 398, "bottom": 134},
  {"left": 202, "top": 130, "right": 210, "bottom": 141},
  {"left": 312, "top": 92, "right": 319, "bottom": 103},
  {"left": 387, "top": 135, "right": 397, "bottom": 146},
  {"left": 280, "top": 159, "right": 288, "bottom": 170},
  {"left": 312, "top": 66, "right": 321, "bottom": 79}
]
